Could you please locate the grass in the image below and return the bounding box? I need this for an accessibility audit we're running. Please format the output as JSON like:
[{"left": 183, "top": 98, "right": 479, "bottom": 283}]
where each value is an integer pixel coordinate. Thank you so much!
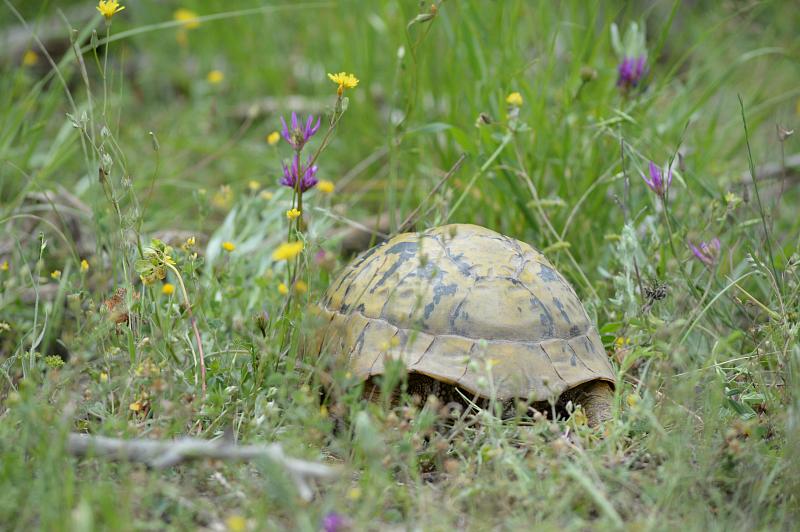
[{"left": 1, "top": 0, "right": 799, "bottom": 529}]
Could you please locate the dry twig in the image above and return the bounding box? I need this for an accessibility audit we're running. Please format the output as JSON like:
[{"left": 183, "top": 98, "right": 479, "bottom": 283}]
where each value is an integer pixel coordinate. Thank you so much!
[{"left": 67, "top": 433, "right": 339, "bottom": 500}]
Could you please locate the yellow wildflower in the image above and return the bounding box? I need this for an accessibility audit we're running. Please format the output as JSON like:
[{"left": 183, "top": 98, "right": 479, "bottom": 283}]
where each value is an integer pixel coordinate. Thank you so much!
[
  {"left": 286, "top": 208, "right": 301, "bottom": 221},
  {"left": 316, "top": 180, "right": 335, "bottom": 194},
  {"left": 272, "top": 241, "right": 303, "bottom": 261},
  {"left": 80, "top": 259, "right": 90, "bottom": 273},
  {"left": 222, "top": 241, "right": 236, "bottom": 252},
  {"left": 1, "top": 260, "right": 8, "bottom": 271},
  {"left": 259, "top": 190, "right": 273, "bottom": 201},
  {"left": 294, "top": 280, "right": 308, "bottom": 294},
  {"left": 266, "top": 131, "right": 280, "bottom": 145},
  {"left": 129, "top": 401, "right": 142, "bottom": 412},
  {"left": 186, "top": 236, "right": 196, "bottom": 247},
  {"left": 99, "top": 372, "right": 109, "bottom": 383},
  {"left": 347, "top": 487, "right": 362, "bottom": 501},
  {"left": 207, "top": 70, "right": 224, "bottom": 84},
  {"left": 51, "top": 270, "right": 61, "bottom": 280},
  {"left": 327, "top": 71, "right": 359, "bottom": 96},
  {"left": 225, "top": 515, "right": 247, "bottom": 532},
  {"left": 248, "top": 180, "right": 261, "bottom": 192},
  {"left": 626, "top": 394, "right": 640, "bottom": 408},
  {"left": 22, "top": 50, "right": 38, "bottom": 66},
  {"left": 97, "top": 0, "right": 125, "bottom": 20},
  {"left": 278, "top": 282, "right": 289, "bottom": 295},
  {"left": 211, "top": 185, "right": 233, "bottom": 209},
  {"left": 506, "top": 91, "right": 523, "bottom": 106},
  {"left": 614, "top": 336, "right": 630, "bottom": 349},
  {"left": 174, "top": 8, "right": 200, "bottom": 29},
  {"left": 162, "top": 283, "right": 175, "bottom": 296}
]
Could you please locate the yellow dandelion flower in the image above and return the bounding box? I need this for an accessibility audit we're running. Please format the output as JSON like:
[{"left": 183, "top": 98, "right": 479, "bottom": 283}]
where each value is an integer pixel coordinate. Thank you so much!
[
  {"left": 272, "top": 241, "right": 303, "bottom": 261},
  {"left": 174, "top": 8, "right": 200, "bottom": 29},
  {"left": 22, "top": 49, "right": 39, "bottom": 66},
  {"left": 327, "top": 71, "right": 359, "bottom": 96},
  {"left": 286, "top": 208, "right": 301, "bottom": 221},
  {"left": 259, "top": 190, "right": 274, "bottom": 201},
  {"left": 99, "top": 372, "right": 109, "bottom": 383},
  {"left": 266, "top": 131, "right": 280, "bottom": 145},
  {"left": 186, "top": 236, "right": 196, "bottom": 247},
  {"left": 248, "top": 180, "right": 261, "bottom": 192},
  {"left": 278, "top": 282, "right": 289, "bottom": 295},
  {"left": 316, "top": 180, "right": 335, "bottom": 194},
  {"left": 97, "top": 0, "right": 125, "bottom": 20},
  {"left": 207, "top": 70, "right": 224, "bottom": 84},
  {"left": 129, "top": 401, "right": 142, "bottom": 412},
  {"left": 222, "top": 241, "right": 236, "bottom": 252},
  {"left": 162, "top": 283, "right": 175, "bottom": 296},
  {"left": 506, "top": 91, "right": 523, "bottom": 106},
  {"left": 1, "top": 260, "right": 8, "bottom": 271},
  {"left": 225, "top": 515, "right": 247, "bottom": 532},
  {"left": 294, "top": 280, "right": 308, "bottom": 294},
  {"left": 80, "top": 259, "right": 90, "bottom": 272},
  {"left": 50, "top": 270, "right": 62, "bottom": 280}
]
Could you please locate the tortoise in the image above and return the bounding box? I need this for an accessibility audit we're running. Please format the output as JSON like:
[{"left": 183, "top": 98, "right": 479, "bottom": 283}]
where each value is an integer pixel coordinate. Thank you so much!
[{"left": 308, "top": 224, "right": 616, "bottom": 426}]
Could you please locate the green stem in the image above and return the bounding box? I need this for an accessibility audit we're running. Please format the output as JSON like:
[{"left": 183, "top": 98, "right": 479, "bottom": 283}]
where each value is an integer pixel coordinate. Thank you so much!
[{"left": 165, "top": 262, "right": 206, "bottom": 397}]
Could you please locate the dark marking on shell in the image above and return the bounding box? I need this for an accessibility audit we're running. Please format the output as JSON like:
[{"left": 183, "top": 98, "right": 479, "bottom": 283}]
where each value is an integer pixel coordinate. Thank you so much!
[
  {"left": 538, "top": 264, "right": 559, "bottom": 283},
  {"left": 423, "top": 282, "right": 459, "bottom": 320},
  {"left": 347, "top": 322, "right": 370, "bottom": 364},
  {"left": 449, "top": 290, "right": 472, "bottom": 335},
  {"left": 529, "top": 296, "right": 555, "bottom": 338},
  {"left": 369, "top": 240, "right": 418, "bottom": 293},
  {"left": 553, "top": 297, "right": 572, "bottom": 324}
]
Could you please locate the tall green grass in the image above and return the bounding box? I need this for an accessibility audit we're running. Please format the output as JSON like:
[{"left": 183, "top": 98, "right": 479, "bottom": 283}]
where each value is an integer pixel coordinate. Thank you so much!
[{"left": 1, "top": 0, "right": 798, "bottom": 529}]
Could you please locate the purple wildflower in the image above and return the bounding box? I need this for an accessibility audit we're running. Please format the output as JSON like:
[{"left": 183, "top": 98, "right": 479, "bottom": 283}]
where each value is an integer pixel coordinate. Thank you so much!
[
  {"left": 280, "top": 154, "right": 319, "bottom": 193},
  {"left": 280, "top": 111, "right": 321, "bottom": 151},
  {"left": 689, "top": 238, "right": 721, "bottom": 267},
  {"left": 617, "top": 55, "right": 647, "bottom": 90},
  {"left": 641, "top": 161, "right": 672, "bottom": 198},
  {"left": 320, "top": 512, "right": 350, "bottom": 532}
]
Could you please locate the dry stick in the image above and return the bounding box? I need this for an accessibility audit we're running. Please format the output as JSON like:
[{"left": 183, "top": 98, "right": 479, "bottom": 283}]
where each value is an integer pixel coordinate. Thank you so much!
[
  {"left": 397, "top": 153, "right": 467, "bottom": 234},
  {"left": 66, "top": 433, "right": 339, "bottom": 501}
]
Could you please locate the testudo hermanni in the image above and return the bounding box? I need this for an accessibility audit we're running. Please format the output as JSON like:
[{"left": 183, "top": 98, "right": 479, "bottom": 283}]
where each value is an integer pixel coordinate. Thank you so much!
[{"left": 309, "top": 224, "right": 615, "bottom": 426}]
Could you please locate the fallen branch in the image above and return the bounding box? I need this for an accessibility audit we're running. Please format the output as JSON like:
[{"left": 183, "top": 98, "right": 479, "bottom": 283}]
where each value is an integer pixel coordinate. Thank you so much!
[
  {"left": 739, "top": 152, "right": 800, "bottom": 186},
  {"left": 67, "top": 433, "right": 339, "bottom": 500}
]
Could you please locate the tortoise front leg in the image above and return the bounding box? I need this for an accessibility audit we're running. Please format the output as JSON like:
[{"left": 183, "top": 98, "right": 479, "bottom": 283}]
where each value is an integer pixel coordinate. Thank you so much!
[{"left": 575, "top": 381, "right": 614, "bottom": 427}]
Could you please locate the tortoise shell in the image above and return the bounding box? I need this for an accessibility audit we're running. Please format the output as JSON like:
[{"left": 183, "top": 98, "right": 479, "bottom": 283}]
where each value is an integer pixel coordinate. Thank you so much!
[{"left": 310, "top": 224, "right": 614, "bottom": 401}]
